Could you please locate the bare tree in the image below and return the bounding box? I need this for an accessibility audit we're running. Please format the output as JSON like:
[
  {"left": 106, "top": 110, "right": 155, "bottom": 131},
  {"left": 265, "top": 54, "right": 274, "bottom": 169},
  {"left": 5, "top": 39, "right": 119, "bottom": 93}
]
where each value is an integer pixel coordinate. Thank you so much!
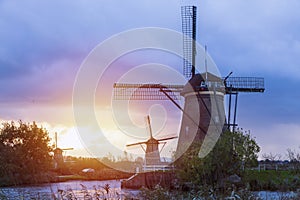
[
  {"left": 262, "top": 152, "right": 282, "bottom": 170},
  {"left": 286, "top": 148, "right": 300, "bottom": 171},
  {"left": 262, "top": 152, "right": 281, "bottom": 161}
]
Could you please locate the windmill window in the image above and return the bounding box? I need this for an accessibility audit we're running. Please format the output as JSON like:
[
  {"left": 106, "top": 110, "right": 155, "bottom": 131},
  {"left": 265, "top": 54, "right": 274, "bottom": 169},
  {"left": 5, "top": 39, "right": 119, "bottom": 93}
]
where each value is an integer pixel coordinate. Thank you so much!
[
  {"left": 215, "top": 116, "right": 219, "bottom": 123},
  {"left": 185, "top": 126, "right": 189, "bottom": 135},
  {"left": 200, "top": 82, "right": 206, "bottom": 87}
]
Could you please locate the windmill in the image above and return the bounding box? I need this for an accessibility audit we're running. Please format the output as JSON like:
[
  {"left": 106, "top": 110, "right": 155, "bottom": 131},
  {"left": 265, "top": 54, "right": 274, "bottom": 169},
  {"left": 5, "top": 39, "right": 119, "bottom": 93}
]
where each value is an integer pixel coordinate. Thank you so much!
[
  {"left": 126, "top": 115, "right": 177, "bottom": 167},
  {"left": 53, "top": 132, "right": 74, "bottom": 169},
  {"left": 113, "top": 5, "right": 264, "bottom": 160}
]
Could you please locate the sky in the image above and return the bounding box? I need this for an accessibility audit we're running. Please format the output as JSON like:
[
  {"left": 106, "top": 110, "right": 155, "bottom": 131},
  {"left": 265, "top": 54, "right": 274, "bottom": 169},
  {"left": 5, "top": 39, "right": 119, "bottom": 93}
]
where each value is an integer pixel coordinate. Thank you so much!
[{"left": 0, "top": 0, "right": 300, "bottom": 161}]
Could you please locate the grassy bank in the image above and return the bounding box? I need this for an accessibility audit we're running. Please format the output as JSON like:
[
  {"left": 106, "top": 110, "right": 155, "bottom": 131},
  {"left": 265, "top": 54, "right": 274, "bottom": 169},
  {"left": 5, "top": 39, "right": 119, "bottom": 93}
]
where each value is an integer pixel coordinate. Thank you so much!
[
  {"left": 56, "top": 168, "right": 133, "bottom": 182},
  {"left": 0, "top": 168, "right": 133, "bottom": 187},
  {"left": 243, "top": 170, "right": 300, "bottom": 191}
]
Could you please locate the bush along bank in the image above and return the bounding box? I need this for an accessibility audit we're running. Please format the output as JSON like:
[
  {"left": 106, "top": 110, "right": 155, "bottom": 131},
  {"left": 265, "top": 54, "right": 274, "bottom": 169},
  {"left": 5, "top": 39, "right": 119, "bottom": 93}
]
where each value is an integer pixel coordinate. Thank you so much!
[{"left": 243, "top": 170, "right": 300, "bottom": 191}]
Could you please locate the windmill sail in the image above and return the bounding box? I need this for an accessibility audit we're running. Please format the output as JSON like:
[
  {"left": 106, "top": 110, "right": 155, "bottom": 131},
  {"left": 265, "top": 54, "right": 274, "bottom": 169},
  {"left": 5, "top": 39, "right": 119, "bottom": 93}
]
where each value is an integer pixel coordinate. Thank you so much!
[{"left": 182, "top": 6, "right": 197, "bottom": 79}]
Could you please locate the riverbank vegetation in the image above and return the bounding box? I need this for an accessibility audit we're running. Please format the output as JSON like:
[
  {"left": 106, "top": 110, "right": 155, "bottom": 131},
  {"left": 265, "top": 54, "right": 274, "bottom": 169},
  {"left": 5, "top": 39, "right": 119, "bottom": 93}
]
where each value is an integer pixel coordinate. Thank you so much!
[
  {"left": 244, "top": 170, "right": 300, "bottom": 191},
  {"left": 174, "top": 129, "right": 300, "bottom": 197},
  {"left": 175, "top": 129, "right": 260, "bottom": 189},
  {"left": 0, "top": 120, "right": 135, "bottom": 187},
  {"left": 0, "top": 121, "right": 54, "bottom": 186},
  {"left": 59, "top": 157, "right": 134, "bottom": 181}
]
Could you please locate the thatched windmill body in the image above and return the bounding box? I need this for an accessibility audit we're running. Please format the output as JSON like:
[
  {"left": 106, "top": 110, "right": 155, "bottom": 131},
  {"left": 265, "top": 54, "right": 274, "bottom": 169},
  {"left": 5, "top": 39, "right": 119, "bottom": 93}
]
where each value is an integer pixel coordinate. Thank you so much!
[{"left": 113, "top": 5, "right": 265, "bottom": 161}]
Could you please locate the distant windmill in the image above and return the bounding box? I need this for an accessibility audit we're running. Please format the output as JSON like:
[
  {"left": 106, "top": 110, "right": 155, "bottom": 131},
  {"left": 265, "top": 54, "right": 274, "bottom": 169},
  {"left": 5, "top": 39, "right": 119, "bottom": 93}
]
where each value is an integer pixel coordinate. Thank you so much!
[
  {"left": 113, "top": 5, "right": 265, "bottom": 160},
  {"left": 53, "top": 132, "right": 74, "bottom": 169},
  {"left": 126, "top": 115, "right": 177, "bottom": 166}
]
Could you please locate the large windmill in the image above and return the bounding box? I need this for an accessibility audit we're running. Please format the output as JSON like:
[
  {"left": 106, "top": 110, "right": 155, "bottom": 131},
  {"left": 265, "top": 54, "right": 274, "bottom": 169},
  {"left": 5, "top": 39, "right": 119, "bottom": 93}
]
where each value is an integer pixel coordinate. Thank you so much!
[
  {"left": 113, "top": 5, "right": 264, "bottom": 160},
  {"left": 126, "top": 115, "right": 177, "bottom": 167}
]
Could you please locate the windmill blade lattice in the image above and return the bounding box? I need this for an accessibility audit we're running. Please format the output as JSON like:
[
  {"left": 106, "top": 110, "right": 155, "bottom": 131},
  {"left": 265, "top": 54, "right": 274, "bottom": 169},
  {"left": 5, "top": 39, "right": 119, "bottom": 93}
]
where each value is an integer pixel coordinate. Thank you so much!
[
  {"left": 224, "top": 77, "right": 265, "bottom": 93},
  {"left": 113, "top": 83, "right": 183, "bottom": 100},
  {"left": 113, "top": 77, "right": 264, "bottom": 101},
  {"left": 182, "top": 6, "right": 197, "bottom": 79}
]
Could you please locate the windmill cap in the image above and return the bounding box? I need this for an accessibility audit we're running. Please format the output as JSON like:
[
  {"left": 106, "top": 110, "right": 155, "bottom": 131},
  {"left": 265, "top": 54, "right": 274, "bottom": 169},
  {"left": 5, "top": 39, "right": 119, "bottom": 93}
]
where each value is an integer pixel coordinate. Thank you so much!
[{"left": 181, "top": 73, "right": 223, "bottom": 95}]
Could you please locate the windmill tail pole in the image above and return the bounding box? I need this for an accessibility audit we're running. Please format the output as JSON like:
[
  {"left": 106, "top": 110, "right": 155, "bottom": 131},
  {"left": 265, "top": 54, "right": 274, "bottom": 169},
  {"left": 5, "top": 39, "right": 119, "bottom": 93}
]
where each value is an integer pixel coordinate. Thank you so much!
[
  {"left": 146, "top": 115, "right": 153, "bottom": 138},
  {"left": 159, "top": 88, "right": 207, "bottom": 134}
]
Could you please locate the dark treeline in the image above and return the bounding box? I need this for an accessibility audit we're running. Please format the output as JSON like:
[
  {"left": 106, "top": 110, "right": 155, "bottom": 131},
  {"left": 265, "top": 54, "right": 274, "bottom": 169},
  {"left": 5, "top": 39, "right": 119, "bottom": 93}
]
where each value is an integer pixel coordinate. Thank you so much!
[
  {"left": 0, "top": 121, "right": 53, "bottom": 186},
  {"left": 0, "top": 121, "right": 135, "bottom": 187}
]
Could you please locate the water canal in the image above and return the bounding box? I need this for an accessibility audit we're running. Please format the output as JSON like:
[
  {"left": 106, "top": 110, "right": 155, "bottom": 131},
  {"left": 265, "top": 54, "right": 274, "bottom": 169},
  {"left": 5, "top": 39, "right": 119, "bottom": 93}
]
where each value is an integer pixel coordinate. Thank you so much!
[
  {"left": 0, "top": 179, "right": 298, "bottom": 199},
  {"left": 0, "top": 179, "right": 139, "bottom": 199}
]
